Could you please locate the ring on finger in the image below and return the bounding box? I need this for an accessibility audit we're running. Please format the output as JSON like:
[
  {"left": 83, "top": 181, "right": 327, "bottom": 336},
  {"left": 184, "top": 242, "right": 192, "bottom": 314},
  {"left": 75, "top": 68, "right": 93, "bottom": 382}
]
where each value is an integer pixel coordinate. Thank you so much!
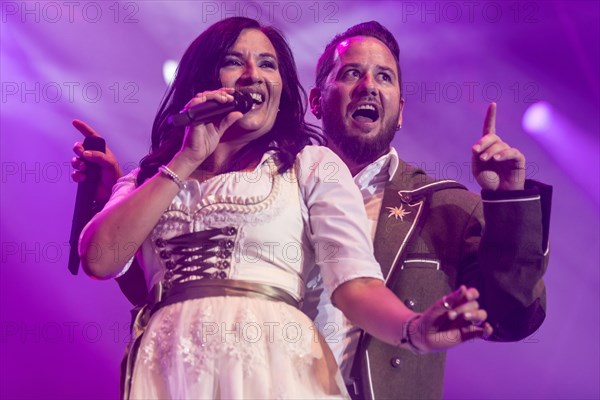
[{"left": 442, "top": 296, "right": 452, "bottom": 310}]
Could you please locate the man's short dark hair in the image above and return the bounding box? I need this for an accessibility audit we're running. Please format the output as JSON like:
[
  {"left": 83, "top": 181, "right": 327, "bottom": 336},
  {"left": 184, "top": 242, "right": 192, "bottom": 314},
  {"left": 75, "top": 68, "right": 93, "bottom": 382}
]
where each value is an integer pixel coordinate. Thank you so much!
[{"left": 315, "top": 21, "right": 402, "bottom": 93}]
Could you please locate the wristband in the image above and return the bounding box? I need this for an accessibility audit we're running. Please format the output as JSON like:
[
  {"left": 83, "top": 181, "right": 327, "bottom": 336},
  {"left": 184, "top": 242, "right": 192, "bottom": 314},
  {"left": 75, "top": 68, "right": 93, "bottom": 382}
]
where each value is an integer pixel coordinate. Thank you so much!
[{"left": 400, "top": 314, "right": 425, "bottom": 354}]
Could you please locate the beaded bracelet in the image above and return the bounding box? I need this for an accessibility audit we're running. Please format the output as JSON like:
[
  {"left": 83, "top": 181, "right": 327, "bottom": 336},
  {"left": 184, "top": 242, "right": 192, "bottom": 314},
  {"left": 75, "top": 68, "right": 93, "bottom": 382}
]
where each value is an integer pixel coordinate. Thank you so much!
[
  {"left": 400, "top": 314, "right": 425, "bottom": 354},
  {"left": 158, "top": 165, "right": 185, "bottom": 189}
]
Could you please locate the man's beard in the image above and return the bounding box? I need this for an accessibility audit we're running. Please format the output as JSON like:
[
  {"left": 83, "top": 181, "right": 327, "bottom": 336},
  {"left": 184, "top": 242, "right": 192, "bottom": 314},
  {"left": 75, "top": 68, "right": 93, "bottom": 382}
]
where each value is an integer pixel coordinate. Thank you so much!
[{"left": 324, "top": 115, "right": 398, "bottom": 165}]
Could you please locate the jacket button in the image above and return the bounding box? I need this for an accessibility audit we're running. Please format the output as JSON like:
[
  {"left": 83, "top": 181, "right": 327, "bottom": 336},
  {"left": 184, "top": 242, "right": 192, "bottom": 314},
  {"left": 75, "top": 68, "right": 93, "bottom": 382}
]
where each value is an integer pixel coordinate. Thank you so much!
[
  {"left": 404, "top": 299, "right": 416, "bottom": 309},
  {"left": 390, "top": 357, "right": 402, "bottom": 368}
]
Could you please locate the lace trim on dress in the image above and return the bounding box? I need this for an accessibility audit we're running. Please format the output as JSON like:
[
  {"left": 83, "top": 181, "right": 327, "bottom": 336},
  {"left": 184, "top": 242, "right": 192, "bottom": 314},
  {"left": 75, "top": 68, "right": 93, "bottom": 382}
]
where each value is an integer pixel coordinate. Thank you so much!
[
  {"left": 150, "top": 157, "right": 286, "bottom": 236},
  {"left": 138, "top": 299, "right": 318, "bottom": 380}
]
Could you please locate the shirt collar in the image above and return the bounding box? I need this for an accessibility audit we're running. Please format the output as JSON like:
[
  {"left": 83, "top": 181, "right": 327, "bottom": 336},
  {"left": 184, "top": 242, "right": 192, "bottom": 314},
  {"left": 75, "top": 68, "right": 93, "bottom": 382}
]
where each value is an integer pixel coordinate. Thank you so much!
[{"left": 354, "top": 147, "right": 399, "bottom": 186}]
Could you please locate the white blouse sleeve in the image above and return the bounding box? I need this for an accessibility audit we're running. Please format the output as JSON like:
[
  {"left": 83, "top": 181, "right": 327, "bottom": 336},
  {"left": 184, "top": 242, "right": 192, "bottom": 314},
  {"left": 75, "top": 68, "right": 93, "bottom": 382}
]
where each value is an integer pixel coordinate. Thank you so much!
[
  {"left": 97, "top": 168, "right": 140, "bottom": 277},
  {"left": 104, "top": 168, "right": 139, "bottom": 208},
  {"left": 296, "top": 146, "right": 384, "bottom": 298}
]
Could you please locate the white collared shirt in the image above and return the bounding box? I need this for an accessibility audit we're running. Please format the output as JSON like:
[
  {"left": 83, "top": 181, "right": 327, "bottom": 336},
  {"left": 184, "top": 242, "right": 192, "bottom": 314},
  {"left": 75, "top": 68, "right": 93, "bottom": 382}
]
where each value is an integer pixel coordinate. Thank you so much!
[
  {"left": 354, "top": 148, "right": 400, "bottom": 239},
  {"left": 303, "top": 148, "right": 399, "bottom": 384}
]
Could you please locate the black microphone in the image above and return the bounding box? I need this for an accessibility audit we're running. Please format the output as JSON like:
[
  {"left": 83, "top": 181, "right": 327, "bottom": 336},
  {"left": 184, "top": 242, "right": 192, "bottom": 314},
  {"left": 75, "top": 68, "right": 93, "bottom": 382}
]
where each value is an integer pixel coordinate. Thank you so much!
[
  {"left": 68, "top": 136, "right": 105, "bottom": 275},
  {"left": 168, "top": 91, "right": 254, "bottom": 127}
]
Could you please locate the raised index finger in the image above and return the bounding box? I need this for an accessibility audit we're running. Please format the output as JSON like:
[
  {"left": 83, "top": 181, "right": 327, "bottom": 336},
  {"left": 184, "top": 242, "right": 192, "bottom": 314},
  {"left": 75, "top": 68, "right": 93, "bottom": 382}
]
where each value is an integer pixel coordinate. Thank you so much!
[
  {"left": 482, "top": 102, "right": 496, "bottom": 136},
  {"left": 72, "top": 119, "right": 101, "bottom": 138}
]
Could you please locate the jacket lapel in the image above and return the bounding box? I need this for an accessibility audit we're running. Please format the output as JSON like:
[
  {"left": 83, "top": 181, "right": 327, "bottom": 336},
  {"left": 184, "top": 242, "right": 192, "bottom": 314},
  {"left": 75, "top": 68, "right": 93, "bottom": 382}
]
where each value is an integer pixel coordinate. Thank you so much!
[{"left": 372, "top": 160, "right": 425, "bottom": 282}]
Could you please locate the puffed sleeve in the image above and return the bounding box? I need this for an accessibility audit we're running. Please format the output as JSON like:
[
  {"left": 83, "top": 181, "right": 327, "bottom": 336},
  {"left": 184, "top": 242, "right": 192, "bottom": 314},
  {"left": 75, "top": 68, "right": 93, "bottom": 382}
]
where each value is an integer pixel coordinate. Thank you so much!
[
  {"left": 296, "top": 146, "right": 383, "bottom": 298},
  {"left": 100, "top": 168, "right": 139, "bottom": 277},
  {"left": 104, "top": 168, "right": 139, "bottom": 209}
]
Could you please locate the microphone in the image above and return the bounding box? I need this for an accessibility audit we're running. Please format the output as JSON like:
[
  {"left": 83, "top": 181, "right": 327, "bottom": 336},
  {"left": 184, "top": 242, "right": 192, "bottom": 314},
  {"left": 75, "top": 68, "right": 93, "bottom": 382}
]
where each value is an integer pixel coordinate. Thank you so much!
[
  {"left": 168, "top": 91, "right": 254, "bottom": 127},
  {"left": 68, "top": 136, "right": 105, "bottom": 275}
]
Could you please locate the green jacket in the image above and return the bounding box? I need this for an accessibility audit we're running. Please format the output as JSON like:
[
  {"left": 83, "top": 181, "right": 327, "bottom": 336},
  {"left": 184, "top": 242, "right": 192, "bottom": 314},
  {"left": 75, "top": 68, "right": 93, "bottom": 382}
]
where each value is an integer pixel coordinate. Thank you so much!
[{"left": 351, "top": 160, "right": 551, "bottom": 400}]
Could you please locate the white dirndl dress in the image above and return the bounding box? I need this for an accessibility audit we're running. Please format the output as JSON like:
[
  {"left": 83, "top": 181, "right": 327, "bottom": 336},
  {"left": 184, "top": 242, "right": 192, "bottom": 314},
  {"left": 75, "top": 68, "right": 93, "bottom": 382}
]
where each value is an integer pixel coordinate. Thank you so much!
[{"left": 106, "top": 146, "right": 384, "bottom": 399}]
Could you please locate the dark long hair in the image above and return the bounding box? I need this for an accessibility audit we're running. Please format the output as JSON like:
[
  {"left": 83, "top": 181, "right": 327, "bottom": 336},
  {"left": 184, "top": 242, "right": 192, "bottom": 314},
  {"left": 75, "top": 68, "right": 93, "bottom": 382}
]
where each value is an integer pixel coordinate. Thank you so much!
[{"left": 137, "top": 17, "right": 321, "bottom": 185}]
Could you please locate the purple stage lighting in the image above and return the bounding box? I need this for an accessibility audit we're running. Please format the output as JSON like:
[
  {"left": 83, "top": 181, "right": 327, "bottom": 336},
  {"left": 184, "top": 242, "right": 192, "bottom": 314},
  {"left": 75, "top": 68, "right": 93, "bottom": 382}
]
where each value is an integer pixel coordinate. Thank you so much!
[{"left": 522, "top": 101, "right": 553, "bottom": 134}]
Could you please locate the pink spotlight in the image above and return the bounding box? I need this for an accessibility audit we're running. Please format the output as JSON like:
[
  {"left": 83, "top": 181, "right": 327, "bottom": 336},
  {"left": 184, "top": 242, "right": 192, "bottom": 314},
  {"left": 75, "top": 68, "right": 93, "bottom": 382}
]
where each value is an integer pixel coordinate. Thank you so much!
[{"left": 522, "top": 101, "right": 553, "bottom": 134}]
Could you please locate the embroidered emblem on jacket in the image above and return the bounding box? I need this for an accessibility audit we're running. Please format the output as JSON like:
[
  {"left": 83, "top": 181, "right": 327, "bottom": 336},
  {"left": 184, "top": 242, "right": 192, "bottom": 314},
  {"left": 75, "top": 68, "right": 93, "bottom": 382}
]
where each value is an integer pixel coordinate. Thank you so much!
[{"left": 386, "top": 205, "right": 411, "bottom": 221}]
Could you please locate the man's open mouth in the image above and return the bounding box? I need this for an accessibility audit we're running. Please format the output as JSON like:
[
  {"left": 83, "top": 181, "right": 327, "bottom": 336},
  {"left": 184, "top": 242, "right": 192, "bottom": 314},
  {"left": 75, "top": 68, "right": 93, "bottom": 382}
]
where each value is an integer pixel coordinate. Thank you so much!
[{"left": 352, "top": 104, "right": 379, "bottom": 123}]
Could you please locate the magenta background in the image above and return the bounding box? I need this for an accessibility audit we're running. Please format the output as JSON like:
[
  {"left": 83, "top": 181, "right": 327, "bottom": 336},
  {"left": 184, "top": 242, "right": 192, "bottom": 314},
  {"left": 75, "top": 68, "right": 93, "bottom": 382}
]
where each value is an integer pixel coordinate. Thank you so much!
[{"left": 1, "top": 1, "right": 598, "bottom": 399}]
